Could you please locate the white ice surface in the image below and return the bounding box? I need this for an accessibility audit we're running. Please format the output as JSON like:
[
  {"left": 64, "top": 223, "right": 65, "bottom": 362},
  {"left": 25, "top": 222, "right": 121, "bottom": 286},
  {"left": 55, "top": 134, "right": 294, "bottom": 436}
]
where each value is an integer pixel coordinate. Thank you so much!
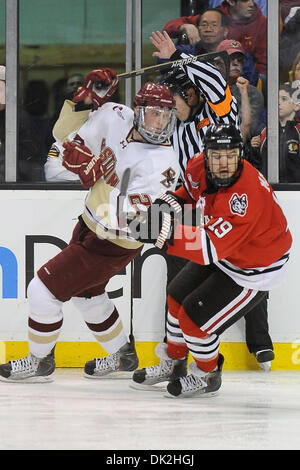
[{"left": 0, "top": 368, "right": 299, "bottom": 450}]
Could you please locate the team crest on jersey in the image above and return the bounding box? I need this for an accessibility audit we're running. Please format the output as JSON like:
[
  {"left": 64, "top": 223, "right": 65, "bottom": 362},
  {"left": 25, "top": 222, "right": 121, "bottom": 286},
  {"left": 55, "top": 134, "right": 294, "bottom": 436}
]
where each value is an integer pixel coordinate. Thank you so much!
[
  {"left": 161, "top": 167, "right": 176, "bottom": 188},
  {"left": 287, "top": 140, "right": 299, "bottom": 154},
  {"left": 229, "top": 193, "right": 248, "bottom": 217}
]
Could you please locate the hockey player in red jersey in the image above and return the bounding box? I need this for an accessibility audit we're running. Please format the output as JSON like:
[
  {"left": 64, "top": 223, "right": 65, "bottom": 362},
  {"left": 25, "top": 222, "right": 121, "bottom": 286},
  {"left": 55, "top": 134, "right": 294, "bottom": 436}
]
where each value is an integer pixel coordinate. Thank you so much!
[
  {"left": 130, "top": 123, "right": 292, "bottom": 398},
  {"left": 150, "top": 28, "right": 276, "bottom": 372}
]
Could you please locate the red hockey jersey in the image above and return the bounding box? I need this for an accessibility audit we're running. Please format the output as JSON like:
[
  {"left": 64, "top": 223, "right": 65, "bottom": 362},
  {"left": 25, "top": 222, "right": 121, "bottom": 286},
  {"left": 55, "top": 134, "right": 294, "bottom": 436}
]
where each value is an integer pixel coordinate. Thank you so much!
[{"left": 167, "top": 154, "right": 292, "bottom": 291}]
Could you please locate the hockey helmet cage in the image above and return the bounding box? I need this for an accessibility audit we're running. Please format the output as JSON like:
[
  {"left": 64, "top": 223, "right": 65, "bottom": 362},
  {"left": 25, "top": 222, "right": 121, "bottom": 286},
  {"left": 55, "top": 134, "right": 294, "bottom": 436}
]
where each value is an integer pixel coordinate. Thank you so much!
[
  {"left": 204, "top": 123, "right": 244, "bottom": 188},
  {"left": 133, "top": 82, "right": 177, "bottom": 144}
]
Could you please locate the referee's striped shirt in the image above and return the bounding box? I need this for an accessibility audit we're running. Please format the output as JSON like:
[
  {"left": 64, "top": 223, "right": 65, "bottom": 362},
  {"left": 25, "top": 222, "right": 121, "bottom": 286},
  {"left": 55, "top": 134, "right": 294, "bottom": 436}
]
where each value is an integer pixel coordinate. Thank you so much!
[{"left": 170, "top": 52, "right": 240, "bottom": 184}]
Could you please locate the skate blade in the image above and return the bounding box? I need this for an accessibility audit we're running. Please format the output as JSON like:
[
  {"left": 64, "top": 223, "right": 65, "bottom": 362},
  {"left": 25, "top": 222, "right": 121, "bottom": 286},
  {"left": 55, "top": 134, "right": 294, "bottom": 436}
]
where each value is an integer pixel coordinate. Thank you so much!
[
  {"left": 129, "top": 381, "right": 167, "bottom": 392},
  {"left": 164, "top": 390, "right": 219, "bottom": 399},
  {"left": 259, "top": 362, "right": 271, "bottom": 372},
  {"left": 83, "top": 370, "right": 134, "bottom": 380},
  {"left": 0, "top": 374, "right": 54, "bottom": 384}
]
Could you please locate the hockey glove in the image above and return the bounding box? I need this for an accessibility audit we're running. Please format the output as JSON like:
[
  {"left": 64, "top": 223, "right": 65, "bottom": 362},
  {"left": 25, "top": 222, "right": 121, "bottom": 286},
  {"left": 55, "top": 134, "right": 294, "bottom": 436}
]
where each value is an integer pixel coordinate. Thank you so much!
[
  {"left": 150, "top": 192, "right": 185, "bottom": 248},
  {"left": 128, "top": 203, "right": 176, "bottom": 249},
  {"left": 62, "top": 141, "right": 104, "bottom": 189},
  {"left": 153, "top": 191, "right": 185, "bottom": 216},
  {"left": 73, "top": 68, "right": 118, "bottom": 109},
  {"left": 156, "top": 192, "right": 202, "bottom": 227}
]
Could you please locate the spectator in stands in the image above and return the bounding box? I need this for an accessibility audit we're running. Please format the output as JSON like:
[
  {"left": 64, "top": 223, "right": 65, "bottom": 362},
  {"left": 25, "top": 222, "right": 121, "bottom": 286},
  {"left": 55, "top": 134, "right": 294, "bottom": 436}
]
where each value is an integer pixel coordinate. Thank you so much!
[
  {"left": 280, "top": 0, "right": 300, "bottom": 26},
  {"left": 23, "top": 79, "right": 50, "bottom": 157},
  {"left": 176, "top": 7, "right": 230, "bottom": 49},
  {"left": 250, "top": 84, "right": 300, "bottom": 182},
  {"left": 185, "top": 8, "right": 229, "bottom": 51},
  {"left": 278, "top": 83, "right": 300, "bottom": 182},
  {"left": 0, "top": 66, "right": 45, "bottom": 182},
  {"left": 64, "top": 73, "right": 84, "bottom": 101},
  {"left": 160, "top": 7, "right": 258, "bottom": 87},
  {"left": 210, "top": 0, "right": 266, "bottom": 16},
  {"left": 163, "top": 0, "right": 266, "bottom": 78},
  {"left": 280, "top": 8, "right": 300, "bottom": 82},
  {"left": 288, "top": 52, "right": 300, "bottom": 118},
  {"left": 289, "top": 51, "right": 300, "bottom": 88},
  {"left": 216, "top": 39, "right": 264, "bottom": 139}
]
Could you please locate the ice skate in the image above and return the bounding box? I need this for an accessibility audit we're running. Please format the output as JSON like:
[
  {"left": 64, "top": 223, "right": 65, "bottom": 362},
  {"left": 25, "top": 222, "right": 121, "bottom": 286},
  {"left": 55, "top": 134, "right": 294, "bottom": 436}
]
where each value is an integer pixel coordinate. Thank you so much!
[
  {"left": 0, "top": 348, "right": 55, "bottom": 383},
  {"left": 84, "top": 338, "right": 138, "bottom": 378},
  {"left": 165, "top": 353, "right": 224, "bottom": 398},
  {"left": 255, "top": 349, "right": 275, "bottom": 371},
  {"left": 130, "top": 342, "right": 188, "bottom": 391}
]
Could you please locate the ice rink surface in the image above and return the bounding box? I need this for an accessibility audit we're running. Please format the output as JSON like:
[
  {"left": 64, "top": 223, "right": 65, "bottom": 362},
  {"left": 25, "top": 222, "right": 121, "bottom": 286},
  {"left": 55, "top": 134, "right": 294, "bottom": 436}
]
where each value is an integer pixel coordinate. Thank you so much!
[{"left": 0, "top": 368, "right": 299, "bottom": 451}]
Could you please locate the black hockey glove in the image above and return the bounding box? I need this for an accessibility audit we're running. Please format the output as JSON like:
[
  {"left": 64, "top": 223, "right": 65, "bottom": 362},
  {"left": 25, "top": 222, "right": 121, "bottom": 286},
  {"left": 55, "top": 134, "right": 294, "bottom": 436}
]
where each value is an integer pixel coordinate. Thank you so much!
[
  {"left": 153, "top": 191, "right": 185, "bottom": 215},
  {"left": 128, "top": 206, "right": 174, "bottom": 248},
  {"left": 128, "top": 192, "right": 185, "bottom": 249}
]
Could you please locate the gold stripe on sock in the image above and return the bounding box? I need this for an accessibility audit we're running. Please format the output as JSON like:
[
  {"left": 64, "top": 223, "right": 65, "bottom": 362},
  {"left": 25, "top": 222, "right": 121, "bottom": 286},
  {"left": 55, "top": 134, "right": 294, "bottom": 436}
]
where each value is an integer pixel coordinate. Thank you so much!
[
  {"left": 93, "top": 320, "right": 123, "bottom": 343},
  {"left": 28, "top": 330, "right": 60, "bottom": 344}
]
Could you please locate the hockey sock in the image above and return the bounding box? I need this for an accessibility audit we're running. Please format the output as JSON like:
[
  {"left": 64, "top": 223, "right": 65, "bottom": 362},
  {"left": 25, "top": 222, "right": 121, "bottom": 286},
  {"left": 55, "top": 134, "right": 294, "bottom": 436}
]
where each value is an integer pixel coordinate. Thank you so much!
[
  {"left": 85, "top": 307, "right": 127, "bottom": 353},
  {"left": 72, "top": 294, "right": 127, "bottom": 353},
  {"left": 166, "top": 295, "right": 189, "bottom": 359},
  {"left": 27, "top": 276, "right": 64, "bottom": 358},
  {"left": 178, "top": 305, "right": 220, "bottom": 372}
]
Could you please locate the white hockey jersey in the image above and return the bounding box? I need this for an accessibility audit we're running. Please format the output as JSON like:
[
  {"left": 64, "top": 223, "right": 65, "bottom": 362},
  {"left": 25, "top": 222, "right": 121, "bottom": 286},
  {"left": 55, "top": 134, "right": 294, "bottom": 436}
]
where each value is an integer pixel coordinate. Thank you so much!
[
  {"left": 44, "top": 134, "right": 80, "bottom": 182},
  {"left": 73, "top": 102, "right": 180, "bottom": 248},
  {"left": 44, "top": 100, "right": 90, "bottom": 182}
]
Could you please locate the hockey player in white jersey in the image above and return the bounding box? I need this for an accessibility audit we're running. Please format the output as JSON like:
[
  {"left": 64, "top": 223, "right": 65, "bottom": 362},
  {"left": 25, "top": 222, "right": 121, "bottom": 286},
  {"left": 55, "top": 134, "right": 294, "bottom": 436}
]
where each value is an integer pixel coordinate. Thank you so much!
[{"left": 0, "top": 68, "right": 180, "bottom": 383}]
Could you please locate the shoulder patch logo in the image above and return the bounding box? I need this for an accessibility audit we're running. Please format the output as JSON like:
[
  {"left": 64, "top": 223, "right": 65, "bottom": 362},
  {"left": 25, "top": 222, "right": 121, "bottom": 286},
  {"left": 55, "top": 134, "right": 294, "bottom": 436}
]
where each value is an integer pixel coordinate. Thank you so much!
[{"left": 229, "top": 193, "right": 248, "bottom": 217}]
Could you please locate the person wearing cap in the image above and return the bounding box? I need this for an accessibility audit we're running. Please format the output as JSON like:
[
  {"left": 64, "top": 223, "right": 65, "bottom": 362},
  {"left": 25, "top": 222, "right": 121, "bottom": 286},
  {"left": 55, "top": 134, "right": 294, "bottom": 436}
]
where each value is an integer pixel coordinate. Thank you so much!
[{"left": 216, "top": 39, "right": 264, "bottom": 139}]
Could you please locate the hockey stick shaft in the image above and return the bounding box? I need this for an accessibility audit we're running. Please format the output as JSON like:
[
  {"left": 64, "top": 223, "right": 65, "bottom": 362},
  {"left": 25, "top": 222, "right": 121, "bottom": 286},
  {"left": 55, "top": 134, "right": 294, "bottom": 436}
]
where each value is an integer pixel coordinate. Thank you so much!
[
  {"left": 117, "top": 50, "right": 228, "bottom": 79},
  {"left": 116, "top": 167, "right": 135, "bottom": 340},
  {"left": 129, "top": 258, "right": 134, "bottom": 341},
  {"left": 117, "top": 167, "right": 131, "bottom": 228}
]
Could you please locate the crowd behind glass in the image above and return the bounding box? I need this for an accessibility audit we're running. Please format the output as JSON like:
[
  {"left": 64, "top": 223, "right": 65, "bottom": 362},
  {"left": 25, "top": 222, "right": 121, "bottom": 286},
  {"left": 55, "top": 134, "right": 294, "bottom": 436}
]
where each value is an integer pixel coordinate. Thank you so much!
[{"left": 0, "top": 0, "right": 299, "bottom": 184}]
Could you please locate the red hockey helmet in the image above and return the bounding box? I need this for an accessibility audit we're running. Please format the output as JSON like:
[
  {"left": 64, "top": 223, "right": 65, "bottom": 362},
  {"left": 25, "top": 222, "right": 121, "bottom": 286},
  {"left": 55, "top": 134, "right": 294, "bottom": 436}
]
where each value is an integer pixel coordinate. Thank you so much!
[
  {"left": 133, "top": 82, "right": 177, "bottom": 144},
  {"left": 134, "top": 82, "right": 176, "bottom": 108}
]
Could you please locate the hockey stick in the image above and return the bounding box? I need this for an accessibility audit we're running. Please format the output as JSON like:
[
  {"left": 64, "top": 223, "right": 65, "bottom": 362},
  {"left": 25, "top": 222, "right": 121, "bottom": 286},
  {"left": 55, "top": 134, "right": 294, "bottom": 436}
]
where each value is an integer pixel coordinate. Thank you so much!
[
  {"left": 116, "top": 50, "right": 229, "bottom": 79},
  {"left": 117, "top": 167, "right": 131, "bottom": 229},
  {"left": 116, "top": 168, "right": 135, "bottom": 342}
]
